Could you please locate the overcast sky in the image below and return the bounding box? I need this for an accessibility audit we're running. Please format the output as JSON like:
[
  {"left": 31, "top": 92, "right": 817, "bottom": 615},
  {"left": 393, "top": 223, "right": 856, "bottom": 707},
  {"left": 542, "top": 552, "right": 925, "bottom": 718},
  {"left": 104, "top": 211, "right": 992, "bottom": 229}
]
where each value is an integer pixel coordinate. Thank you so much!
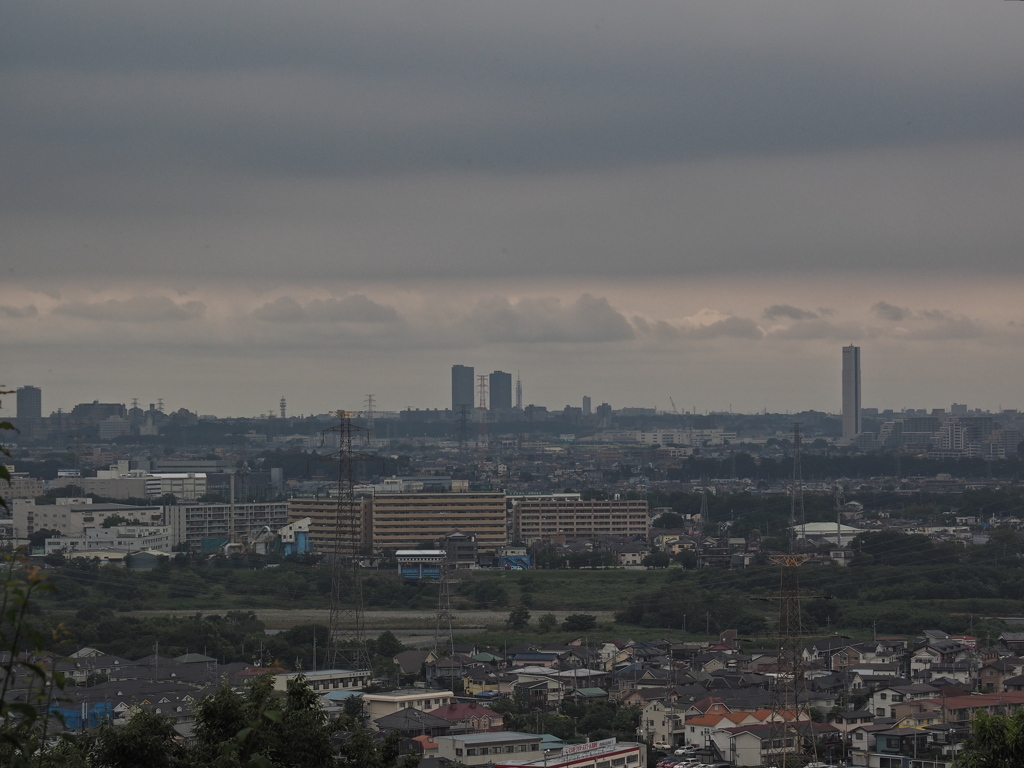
[{"left": 3, "top": 1, "right": 1024, "bottom": 418}]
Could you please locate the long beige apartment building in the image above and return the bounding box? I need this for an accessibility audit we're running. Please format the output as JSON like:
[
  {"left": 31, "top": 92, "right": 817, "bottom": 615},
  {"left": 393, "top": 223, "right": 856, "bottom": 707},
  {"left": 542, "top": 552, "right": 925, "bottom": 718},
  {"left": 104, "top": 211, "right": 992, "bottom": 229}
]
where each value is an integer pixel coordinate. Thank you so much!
[
  {"left": 286, "top": 497, "right": 373, "bottom": 556},
  {"left": 371, "top": 492, "right": 506, "bottom": 554},
  {"left": 511, "top": 498, "right": 648, "bottom": 544}
]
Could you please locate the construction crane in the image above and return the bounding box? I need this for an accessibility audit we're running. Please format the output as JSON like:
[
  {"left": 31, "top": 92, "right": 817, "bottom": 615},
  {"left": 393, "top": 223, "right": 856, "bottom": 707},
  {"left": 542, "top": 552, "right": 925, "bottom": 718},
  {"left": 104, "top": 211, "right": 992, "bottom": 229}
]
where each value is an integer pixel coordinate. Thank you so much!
[{"left": 669, "top": 397, "right": 679, "bottom": 415}]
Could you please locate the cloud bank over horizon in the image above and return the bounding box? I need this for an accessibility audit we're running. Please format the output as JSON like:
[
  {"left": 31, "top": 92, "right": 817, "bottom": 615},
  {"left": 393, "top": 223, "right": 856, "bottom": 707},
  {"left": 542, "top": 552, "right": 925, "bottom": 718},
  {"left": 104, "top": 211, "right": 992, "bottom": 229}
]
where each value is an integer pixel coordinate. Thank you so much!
[{"left": 3, "top": 0, "right": 1023, "bottom": 416}]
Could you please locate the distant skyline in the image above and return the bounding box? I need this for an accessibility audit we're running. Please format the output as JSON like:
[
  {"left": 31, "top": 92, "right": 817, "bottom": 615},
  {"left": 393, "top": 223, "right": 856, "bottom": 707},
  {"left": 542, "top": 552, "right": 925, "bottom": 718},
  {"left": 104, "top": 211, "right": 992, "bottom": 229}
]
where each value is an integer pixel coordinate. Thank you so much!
[{"left": 4, "top": 2, "right": 1024, "bottom": 417}]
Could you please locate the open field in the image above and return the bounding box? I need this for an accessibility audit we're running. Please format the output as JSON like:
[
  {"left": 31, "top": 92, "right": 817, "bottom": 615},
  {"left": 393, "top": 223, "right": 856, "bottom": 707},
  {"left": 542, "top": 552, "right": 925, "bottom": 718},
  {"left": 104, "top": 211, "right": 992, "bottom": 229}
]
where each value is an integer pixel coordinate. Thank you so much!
[{"left": 123, "top": 608, "right": 619, "bottom": 630}]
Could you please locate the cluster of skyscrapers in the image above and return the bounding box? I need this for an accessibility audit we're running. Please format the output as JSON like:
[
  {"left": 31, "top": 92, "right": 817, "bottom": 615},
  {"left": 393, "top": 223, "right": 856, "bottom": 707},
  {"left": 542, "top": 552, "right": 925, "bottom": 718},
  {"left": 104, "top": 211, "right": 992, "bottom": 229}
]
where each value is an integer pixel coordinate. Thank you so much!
[{"left": 451, "top": 365, "right": 517, "bottom": 412}]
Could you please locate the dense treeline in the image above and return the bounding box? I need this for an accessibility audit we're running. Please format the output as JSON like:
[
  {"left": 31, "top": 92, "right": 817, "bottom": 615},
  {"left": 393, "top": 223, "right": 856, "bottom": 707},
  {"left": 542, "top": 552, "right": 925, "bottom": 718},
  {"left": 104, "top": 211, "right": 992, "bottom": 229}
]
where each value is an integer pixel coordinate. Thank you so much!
[
  {"left": 4, "top": 675, "right": 422, "bottom": 768},
  {"left": 614, "top": 529, "right": 1024, "bottom": 637}
]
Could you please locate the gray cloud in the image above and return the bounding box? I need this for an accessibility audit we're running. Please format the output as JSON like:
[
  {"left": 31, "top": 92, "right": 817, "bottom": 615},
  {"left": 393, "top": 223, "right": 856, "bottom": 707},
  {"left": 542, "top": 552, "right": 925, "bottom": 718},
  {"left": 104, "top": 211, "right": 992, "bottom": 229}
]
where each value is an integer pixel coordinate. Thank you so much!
[
  {"left": 632, "top": 314, "right": 764, "bottom": 341},
  {"left": 688, "top": 316, "right": 764, "bottom": 340},
  {"left": 764, "top": 304, "right": 819, "bottom": 321},
  {"left": 53, "top": 297, "right": 205, "bottom": 322},
  {"left": 252, "top": 295, "right": 399, "bottom": 324},
  {"left": 3, "top": 1, "right": 1024, "bottom": 284},
  {"left": 767, "top": 319, "right": 867, "bottom": 342},
  {"left": 462, "top": 294, "right": 634, "bottom": 343},
  {"left": 0, "top": 305, "right": 38, "bottom": 318},
  {"left": 873, "top": 301, "right": 910, "bottom": 322}
]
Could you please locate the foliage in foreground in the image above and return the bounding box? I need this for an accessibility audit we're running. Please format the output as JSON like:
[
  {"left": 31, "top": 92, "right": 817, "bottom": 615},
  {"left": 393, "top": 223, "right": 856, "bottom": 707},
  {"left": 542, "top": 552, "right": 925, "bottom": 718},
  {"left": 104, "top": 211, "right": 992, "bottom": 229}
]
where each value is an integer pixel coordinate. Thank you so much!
[{"left": 955, "top": 709, "right": 1024, "bottom": 768}]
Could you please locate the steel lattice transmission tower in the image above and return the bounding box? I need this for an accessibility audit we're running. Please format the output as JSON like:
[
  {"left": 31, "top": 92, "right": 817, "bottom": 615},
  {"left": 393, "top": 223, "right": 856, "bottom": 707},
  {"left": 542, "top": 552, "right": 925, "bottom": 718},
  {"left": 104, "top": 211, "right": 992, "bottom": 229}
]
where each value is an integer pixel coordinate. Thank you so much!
[
  {"left": 364, "top": 394, "right": 375, "bottom": 446},
  {"left": 434, "top": 552, "right": 454, "bottom": 657},
  {"left": 325, "top": 411, "right": 370, "bottom": 671},
  {"left": 764, "top": 553, "right": 824, "bottom": 768},
  {"left": 790, "top": 423, "right": 805, "bottom": 553}
]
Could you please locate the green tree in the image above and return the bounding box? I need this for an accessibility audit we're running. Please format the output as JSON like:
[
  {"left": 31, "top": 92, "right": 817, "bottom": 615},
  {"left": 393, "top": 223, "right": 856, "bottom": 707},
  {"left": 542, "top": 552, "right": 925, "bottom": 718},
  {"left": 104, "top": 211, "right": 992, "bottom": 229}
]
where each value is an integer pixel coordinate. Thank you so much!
[
  {"left": 82, "top": 710, "right": 186, "bottom": 768},
  {"left": 652, "top": 512, "right": 686, "bottom": 529},
  {"left": 28, "top": 528, "right": 62, "bottom": 550},
  {"left": 506, "top": 605, "right": 531, "bottom": 630},
  {"left": 955, "top": 708, "right": 1024, "bottom": 767},
  {"left": 642, "top": 551, "right": 671, "bottom": 569},
  {"left": 562, "top": 614, "right": 597, "bottom": 632},
  {"left": 537, "top": 613, "right": 558, "bottom": 633}
]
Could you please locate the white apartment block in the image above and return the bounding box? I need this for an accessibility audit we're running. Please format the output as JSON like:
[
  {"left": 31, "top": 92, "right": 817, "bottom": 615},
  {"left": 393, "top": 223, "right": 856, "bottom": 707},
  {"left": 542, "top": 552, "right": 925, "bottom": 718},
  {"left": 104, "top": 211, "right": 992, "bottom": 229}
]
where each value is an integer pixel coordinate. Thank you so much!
[
  {"left": 165, "top": 502, "right": 289, "bottom": 549},
  {"left": 630, "top": 428, "right": 737, "bottom": 447},
  {"left": 144, "top": 473, "right": 207, "bottom": 500}
]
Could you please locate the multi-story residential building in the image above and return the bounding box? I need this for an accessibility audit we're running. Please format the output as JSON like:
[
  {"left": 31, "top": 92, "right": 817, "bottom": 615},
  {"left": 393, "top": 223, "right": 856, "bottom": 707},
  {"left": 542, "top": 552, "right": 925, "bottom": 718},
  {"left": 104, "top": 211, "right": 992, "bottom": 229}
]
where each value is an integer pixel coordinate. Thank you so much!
[
  {"left": 285, "top": 496, "right": 372, "bottom": 555},
  {"left": 511, "top": 498, "right": 648, "bottom": 544},
  {"left": 0, "top": 472, "right": 44, "bottom": 505},
  {"left": 144, "top": 473, "right": 207, "bottom": 501},
  {"left": 371, "top": 492, "right": 506, "bottom": 553},
  {"left": 166, "top": 502, "right": 290, "bottom": 550},
  {"left": 16, "top": 386, "right": 42, "bottom": 419},
  {"left": 488, "top": 371, "right": 512, "bottom": 411},
  {"left": 452, "top": 365, "right": 475, "bottom": 410}
]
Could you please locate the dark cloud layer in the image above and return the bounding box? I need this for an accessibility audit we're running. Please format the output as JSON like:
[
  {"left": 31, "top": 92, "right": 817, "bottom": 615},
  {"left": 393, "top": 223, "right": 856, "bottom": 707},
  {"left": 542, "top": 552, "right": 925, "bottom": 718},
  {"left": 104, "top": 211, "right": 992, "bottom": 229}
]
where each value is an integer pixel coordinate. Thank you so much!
[{"left": 3, "top": 1, "right": 1024, "bottom": 284}]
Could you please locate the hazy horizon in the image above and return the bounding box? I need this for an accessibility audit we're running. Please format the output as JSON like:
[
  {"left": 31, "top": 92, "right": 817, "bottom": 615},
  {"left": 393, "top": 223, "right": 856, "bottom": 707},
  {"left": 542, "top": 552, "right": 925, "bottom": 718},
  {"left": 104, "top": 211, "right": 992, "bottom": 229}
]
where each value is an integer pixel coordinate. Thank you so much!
[{"left": 5, "top": 1, "right": 1024, "bottom": 418}]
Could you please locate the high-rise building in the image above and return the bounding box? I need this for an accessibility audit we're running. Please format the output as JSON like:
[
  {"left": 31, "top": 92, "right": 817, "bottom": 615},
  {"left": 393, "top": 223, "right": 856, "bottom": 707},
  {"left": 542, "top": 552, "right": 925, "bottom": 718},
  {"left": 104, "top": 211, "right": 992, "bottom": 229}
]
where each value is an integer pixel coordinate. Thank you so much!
[
  {"left": 451, "top": 365, "right": 475, "bottom": 411},
  {"left": 488, "top": 371, "right": 512, "bottom": 411},
  {"left": 842, "top": 345, "right": 861, "bottom": 440},
  {"left": 582, "top": 396, "right": 592, "bottom": 416},
  {"left": 16, "top": 386, "right": 42, "bottom": 419}
]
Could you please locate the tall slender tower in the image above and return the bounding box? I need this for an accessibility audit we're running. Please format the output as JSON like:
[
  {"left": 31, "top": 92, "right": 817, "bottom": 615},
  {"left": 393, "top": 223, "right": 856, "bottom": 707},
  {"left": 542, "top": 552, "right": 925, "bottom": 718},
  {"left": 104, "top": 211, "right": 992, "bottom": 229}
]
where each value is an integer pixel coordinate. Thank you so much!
[
  {"left": 489, "top": 371, "right": 512, "bottom": 411},
  {"left": 842, "top": 345, "right": 861, "bottom": 440},
  {"left": 451, "top": 365, "right": 475, "bottom": 411}
]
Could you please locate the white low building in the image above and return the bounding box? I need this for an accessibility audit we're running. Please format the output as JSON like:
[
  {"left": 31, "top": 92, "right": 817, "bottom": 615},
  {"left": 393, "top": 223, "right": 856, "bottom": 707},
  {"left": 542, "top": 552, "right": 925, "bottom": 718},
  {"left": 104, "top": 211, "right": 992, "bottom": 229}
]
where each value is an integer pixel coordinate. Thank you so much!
[{"left": 45, "top": 524, "right": 173, "bottom": 555}]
